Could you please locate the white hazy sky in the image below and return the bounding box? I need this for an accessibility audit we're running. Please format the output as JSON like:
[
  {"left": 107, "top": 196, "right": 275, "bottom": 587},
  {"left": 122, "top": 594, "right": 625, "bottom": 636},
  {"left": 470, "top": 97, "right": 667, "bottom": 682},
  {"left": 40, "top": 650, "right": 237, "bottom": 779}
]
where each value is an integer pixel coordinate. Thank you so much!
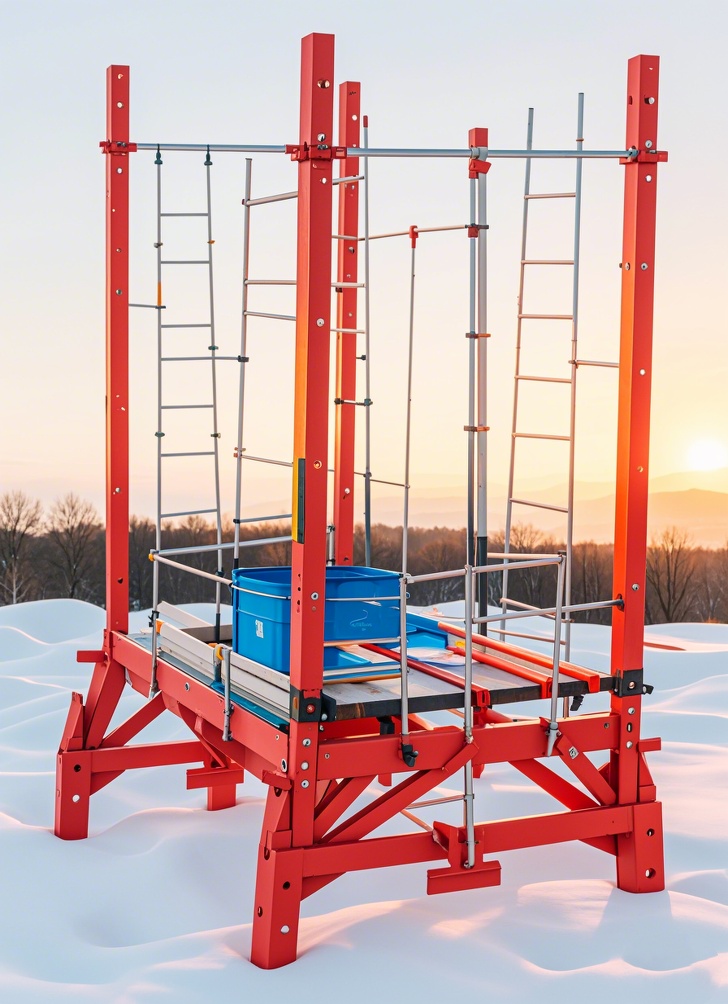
[{"left": 2, "top": 0, "right": 727, "bottom": 525}]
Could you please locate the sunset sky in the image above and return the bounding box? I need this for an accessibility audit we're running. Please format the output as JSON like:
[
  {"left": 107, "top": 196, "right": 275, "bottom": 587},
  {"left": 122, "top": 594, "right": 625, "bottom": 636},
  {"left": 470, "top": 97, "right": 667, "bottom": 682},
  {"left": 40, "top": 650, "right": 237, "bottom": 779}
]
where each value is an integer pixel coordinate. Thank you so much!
[{"left": 2, "top": 0, "right": 727, "bottom": 529}]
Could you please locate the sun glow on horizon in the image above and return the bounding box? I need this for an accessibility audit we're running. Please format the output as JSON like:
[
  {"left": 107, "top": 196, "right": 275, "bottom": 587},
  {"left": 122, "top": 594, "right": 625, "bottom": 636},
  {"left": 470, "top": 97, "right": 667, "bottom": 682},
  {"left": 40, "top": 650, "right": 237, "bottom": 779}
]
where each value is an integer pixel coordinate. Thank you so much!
[{"left": 686, "top": 438, "right": 728, "bottom": 472}]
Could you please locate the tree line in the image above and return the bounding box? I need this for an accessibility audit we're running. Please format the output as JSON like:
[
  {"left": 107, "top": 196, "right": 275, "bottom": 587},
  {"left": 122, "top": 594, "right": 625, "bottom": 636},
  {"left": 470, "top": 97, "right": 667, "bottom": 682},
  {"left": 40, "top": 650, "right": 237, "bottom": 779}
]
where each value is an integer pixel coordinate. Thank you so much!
[{"left": 1, "top": 490, "right": 727, "bottom": 624}]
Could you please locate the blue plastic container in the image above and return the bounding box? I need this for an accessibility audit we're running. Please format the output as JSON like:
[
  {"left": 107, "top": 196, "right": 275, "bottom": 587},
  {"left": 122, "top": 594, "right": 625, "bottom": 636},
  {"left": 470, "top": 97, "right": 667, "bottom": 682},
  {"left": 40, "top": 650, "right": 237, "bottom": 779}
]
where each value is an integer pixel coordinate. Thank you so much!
[{"left": 231, "top": 565, "right": 400, "bottom": 673}]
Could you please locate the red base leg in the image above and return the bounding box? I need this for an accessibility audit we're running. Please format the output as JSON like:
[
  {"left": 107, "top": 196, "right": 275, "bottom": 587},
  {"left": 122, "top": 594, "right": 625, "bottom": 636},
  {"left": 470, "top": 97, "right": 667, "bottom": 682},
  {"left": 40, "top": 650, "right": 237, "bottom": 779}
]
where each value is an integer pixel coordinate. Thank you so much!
[
  {"left": 250, "top": 846, "right": 304, "bottom": 969},
  {"left": 616, "top": 801, "right": 665, "bottom": 893},
  {"left": 55, "top": 748, "right": 92, "bottom": 840},
  {"left": 207, "top": 783, "right": 238, "bottom": 811}
]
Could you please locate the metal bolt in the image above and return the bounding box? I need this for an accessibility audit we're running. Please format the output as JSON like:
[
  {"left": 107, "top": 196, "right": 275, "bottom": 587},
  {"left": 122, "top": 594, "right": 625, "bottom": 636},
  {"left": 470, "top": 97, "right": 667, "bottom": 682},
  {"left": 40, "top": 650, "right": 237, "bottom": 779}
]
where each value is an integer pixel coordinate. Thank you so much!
[
  {"left": 632, "top": 583, "right": 640, "bottom": 591},
  {"left": 641, "top": 262, "right": 649, "bottom": 270},
  {"left": 628, "top": 681, "right": 636, "bottom": 690},
  {"left": 624, "top": 263, "right": 631, "bottom": 271},
  {"left": 628, "top": 707, "right": 635, "bottom": 715},
  {"left": 116, "top": 288, "right": 123, "bottom": 294},
  {"left": 306, "top": 703, "right": 316, "bottom": 715},
  {"left": 319, "top": 725, "right": 325, "bottom": 732},
  {"left": 316, "top": 318, "right": 325, "bottom": 327},
  {"left": 626, "top": 741, "right": 633, "bottom": 749},
  {"left": 317, "top": 133, "right": 326, "bottom": 142},
  {"left": 281, "top": 925, "right": 290, "bottom": 934},
  {"left": 324, "top": 753, "right": 330, "bottom": 758},
  {"left": 568, "top": 746, "right": 578, "bottom": 760},
  {"left": 646, "top": 97, "right": 655, "bottom": 105},
  {"left": 645, "top": 140, "right": 653, "bottom": 148},
  {"left": 301, "top": 779, "right": 310, "bottom": 789},
  {"left": 301, "top": 762, "right": 309, "bottom": 770},
  {"left": 321, "top": 713, "right": 328, "bottom": 721},
  {"left": 645, "top": 174, "right": 653, "bottom": 182},
  {"left": 603, "top": 722, "right": 610, "bottom": 729},
  {"left": 311, "top": 592, "right": 319, "bottom": 600},
  {"left": 302, "top": 738, "right": 311, "bottom": 747}
]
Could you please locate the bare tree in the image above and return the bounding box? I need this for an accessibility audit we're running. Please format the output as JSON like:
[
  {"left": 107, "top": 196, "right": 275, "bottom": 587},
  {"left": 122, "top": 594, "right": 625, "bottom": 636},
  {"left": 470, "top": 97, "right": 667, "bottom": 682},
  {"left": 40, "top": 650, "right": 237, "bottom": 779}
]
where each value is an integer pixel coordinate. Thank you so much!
[
  {"left": 0, "top": 491, "right": 43, "bottom": 603},
  {"left": 46, "top": 494, "right": 103, "bottom": 601},
  {"left": 646, "top": 527, "right": 697, "bottom": 623}
]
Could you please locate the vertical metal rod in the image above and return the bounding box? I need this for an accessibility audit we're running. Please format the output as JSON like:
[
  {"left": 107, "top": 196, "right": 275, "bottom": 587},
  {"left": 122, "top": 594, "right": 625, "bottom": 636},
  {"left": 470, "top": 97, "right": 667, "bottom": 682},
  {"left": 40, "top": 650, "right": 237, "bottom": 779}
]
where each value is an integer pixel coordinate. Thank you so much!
[
  {"left": 402, "top": 237, "right": 416, "bottom": 574},
  {"left": 363, "top": 119, "right": 372, "bottom": 566},
  {"left": 466, "top": 179, "right": 477, "bottom": 566},
  {"left": 564, "top": 93, "right": 584, "bottom": 694},
  {"left": 399, "top": 575, "right": 409, "bottom": 735},
  {"left": 475, "top": 147, "right": 489, "bottom": 620},
  {"left": 222, "top": 646, "right": 232, "bottom": 741},
  {"left": 205, "top": 149, "right": 224, "bottom": 641},
  {"left": 327, "top": 524, "right": 335, "bottom": 564},
  {"left": 463, "top": 565, "right": 476, "bottom": 868},
  {"left": 234, "top": 159, "right": 253, "bottom": 568},
  {"left": 502, "top": 108, "right": 534, "bottom": 638},
  {"left": 150, "top": 148, "right": 163, "bottom": 697},
  {"left": 546, "top": 554, "right": 567, "bottom": 754}
]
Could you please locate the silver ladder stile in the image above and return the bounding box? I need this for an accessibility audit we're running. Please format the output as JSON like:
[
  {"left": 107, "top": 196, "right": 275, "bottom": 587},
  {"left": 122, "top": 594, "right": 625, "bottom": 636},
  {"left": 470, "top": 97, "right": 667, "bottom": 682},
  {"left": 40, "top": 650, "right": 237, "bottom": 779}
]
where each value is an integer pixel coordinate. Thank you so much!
[
  {"left": 233, "top": 159, "right": 253, "bottom": 570},
  {"left": 501, "top": 97, "right": 585, "bottom": 688}
]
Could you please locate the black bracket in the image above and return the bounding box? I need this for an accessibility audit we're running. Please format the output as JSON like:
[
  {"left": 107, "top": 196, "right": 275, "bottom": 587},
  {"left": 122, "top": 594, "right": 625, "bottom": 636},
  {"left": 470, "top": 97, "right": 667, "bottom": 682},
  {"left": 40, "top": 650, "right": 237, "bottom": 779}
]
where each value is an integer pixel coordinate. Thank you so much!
[
  {"left": 401, "top": 742, "right": 419, "bottom": 768},
  {"left": 378, "top": 716, "right": 395, "bottom": 735},
  {"left": 613, "top": 668, "right": 652, "bottom": 697},
  {"left": 289, "top": 686, "right": 336, "bottom": 723}
]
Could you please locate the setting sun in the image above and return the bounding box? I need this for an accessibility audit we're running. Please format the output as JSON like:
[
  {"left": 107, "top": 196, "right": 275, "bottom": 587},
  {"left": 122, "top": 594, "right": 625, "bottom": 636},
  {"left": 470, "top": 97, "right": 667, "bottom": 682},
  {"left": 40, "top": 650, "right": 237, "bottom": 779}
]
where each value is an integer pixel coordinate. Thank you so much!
[{"left": 687, "top": 438, "right": 728, "bottom": 471}]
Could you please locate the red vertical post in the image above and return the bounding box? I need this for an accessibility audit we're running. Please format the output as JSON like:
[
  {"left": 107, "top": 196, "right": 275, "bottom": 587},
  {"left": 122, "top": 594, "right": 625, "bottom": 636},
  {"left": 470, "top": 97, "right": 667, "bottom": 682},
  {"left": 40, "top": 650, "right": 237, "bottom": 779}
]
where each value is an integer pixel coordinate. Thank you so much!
[
  {"left": 611, "top": 55, "right": 665, "bottom": 892},
  {"left": 105, "top": 66, "right": 131, "bottom": 636},
  {"left": 252, "top": 33, "right": 335, "bottom": 970},
  {"left": 333, "top": 82, "right": 361, "bottom": 565}
]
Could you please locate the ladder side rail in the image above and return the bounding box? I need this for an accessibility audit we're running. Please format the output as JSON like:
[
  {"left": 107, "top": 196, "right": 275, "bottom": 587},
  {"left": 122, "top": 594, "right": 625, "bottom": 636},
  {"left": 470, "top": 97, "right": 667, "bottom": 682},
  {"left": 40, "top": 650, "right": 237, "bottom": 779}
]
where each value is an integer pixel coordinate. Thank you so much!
[
  {"left": 150, "top": 148, "right": 163, "bottom": 695},
  {"left": 233, "top": 160, "right": 253, "bottom": 568},
  {"left": 564, "top": 93, "right": 585, "bottom": 673},
  {"left": 501, "top": 108, "right": 534, "bottom": 633},
  {"left": 204, "top": 150, "right": 224, "bottom": 640},
  {"left": 362, "top": 117, "right": 373, "bottom": 566},
  {"left": 333, "top": 81, "right": 361, "bottom": 565}
]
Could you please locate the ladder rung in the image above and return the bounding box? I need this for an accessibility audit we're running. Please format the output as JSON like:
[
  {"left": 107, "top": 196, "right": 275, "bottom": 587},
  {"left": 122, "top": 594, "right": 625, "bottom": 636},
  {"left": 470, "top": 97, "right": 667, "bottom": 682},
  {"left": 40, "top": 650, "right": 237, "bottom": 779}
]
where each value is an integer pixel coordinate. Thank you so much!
[
  {"left": 513, "top": 433, "right": 570, "bottom": 442},
  {"left": 244, "top": 311, "right": 296, "bottom": 322},
  {"left": 575, "top": 359, "right": 619, "bottom": 369},
  {"left": 245, "top": 279, "right": 296, "bottom": 286},
  {"left": 333, "top": 282, "right": 365, "bottom": 288},
  {"left": 510, "top": 497, "right": 569, "bottom": 514},
  {"left": 332, "top": 327, "right": 366, "bottom": 334},
  {"left": 160, "top": 323, "right": 212, "bottom": 329},
  {"left": 130, "top": 302, "right": 165, "bottom": 309},
  {"left": 161, "top": 451, "right": 215, "bottom": 458},
  {"left": 515, "top": 375, "right": 571, "bottom": 385},
  {"left": 160, "top": 508, "right": 217, "bottom": 519},
  {"left": 522, "top": 259, "right": 574, "bottom": 266},
  {"left": 162, "top": 355, "right": 239, "bottom": 362},
  {"left": 524, "top": 192, "right": 576, "bottom": 200},
  {"left": 160, "top": 259, "right": 209, "bottom": 265},
  {"left": 161, "top": 404, "right": 213, "bottom": 410},
  {"left": 518, "top": 313, "right": 573, "bottom": 320},
  {"left": 160, "top": 212, "right": 209, "bottom": 217}
]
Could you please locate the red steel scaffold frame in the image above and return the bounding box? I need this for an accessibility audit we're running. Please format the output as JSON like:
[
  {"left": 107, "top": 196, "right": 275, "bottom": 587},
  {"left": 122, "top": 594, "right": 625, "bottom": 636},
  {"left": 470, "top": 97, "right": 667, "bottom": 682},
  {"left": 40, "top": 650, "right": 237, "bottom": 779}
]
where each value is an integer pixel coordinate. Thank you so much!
[{"left": 55, "top": 34, "right": 667, "bottom": 969}]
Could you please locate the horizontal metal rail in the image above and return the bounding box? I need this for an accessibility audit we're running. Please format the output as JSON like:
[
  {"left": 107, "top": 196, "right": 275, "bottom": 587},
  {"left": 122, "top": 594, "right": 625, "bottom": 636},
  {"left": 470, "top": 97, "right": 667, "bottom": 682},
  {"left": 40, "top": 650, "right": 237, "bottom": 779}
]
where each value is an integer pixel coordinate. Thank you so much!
[
  {"left": 361, "top": 223, "right": 467, "bottom": 241},
  {"left": 161, "top": 355, "right": 239, "bottom": 362},
  {"left": 510, "top": 497, "right": 569, "bottom": 513},
  {"left": 151, "top": 553, "right": 232, "bottom": 585},
  {"left": 476, "top": 597, "right": 621, "bottom": 626},
  {"left": 575, "top": 359, "right": 619, "bottom": 368},
  {"left": 244, "top": 174, "right": 363, "bottom": 207},
  {"left": 244, "top": 310, "right": 296, "bottom": 322},
  {"left": 153, "top": 535, "right": 292, "bottom": 558},
  {"left": 136, "top": 142, "right": 640, "bottom": 160},
  {"left": 137, "top": 143, "right": 288, "bottom": 154},
  {"left": 160, "top": 507, "right": 217, "bottom": 519}
]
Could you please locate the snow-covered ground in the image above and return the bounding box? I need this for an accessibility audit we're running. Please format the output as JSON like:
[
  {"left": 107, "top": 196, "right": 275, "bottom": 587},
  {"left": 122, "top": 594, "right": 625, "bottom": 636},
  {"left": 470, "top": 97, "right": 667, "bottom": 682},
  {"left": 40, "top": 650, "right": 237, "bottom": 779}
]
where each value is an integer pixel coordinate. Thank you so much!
[{"left": 0, "top": 598, "right": 726, "bottom": 1002}]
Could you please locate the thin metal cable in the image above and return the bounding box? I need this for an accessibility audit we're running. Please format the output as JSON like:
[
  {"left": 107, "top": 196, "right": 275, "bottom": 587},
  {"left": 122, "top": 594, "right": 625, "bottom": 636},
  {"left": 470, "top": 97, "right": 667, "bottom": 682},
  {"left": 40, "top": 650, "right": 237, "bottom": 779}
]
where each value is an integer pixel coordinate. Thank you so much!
[{"left": 234, "top": 160, "right": 252, "bottom": 568}]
